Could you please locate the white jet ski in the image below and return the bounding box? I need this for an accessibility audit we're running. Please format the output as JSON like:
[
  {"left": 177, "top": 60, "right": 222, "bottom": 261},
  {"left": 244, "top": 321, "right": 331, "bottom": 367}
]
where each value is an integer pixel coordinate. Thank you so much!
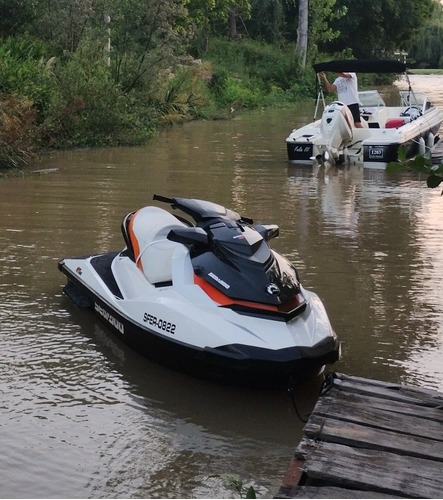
[{"left": 58, "top": 195, "right": 340, "bottom": 387}]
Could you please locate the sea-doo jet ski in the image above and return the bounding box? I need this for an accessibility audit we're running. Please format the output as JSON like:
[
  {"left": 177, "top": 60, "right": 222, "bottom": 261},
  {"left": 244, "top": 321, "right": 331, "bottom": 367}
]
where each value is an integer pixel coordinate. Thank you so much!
[{"left": 58, "top": 195, "right": 340, "bottom": 387}]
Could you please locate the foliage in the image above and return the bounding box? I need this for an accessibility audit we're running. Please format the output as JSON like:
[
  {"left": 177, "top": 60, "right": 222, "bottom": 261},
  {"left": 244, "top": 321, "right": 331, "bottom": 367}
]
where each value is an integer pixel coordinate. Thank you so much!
[
  {"left": 150, "top": 62, "right": 215, "bottom": 123},
  {"left": 0, "top": 0, "right": 440, "bottom": 170},
  {"left": 41, "top": 34, "right": 159, "bottom": 148},
  {"left": 307, "top": 0, "right": 346, "bottom": 62},
  {"left": 220, "top": 474, "right": 257, "bottom": 499},
  {"left": 386, "top": 145, "right": 443, "bottom": 194},
  {"left": 27, "top": 0, "right": 106, "bottom": 55},
  {"left": 107, "top": 0, "right": 192, "bottom": 92},
  {"left": 408, "top": 2, "right": 443, "bottom": 69},
  {"left": 0, "top": 35, "right": 53, "bottom": 119},
  {"left": 204, "top": 37, "right": 303, "bottom": 110},
  {"left": 320, "top": 0, "right": 436, "bottom": 58},
  {"left": 0, "top": 94, "right": 37, "bottom": 169},
  {"left": 186, "top": 0, "right": 251, "bottom": 36},
  {"left": 0, "top": 0, "right": 38, "bottom": 36}
]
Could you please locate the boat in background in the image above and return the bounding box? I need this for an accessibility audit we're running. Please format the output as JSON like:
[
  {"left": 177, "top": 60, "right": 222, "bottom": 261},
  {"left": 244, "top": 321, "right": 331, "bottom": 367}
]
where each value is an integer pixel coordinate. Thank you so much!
[{"left": 286, "top": 59, "right": 443, "bottom": 169}]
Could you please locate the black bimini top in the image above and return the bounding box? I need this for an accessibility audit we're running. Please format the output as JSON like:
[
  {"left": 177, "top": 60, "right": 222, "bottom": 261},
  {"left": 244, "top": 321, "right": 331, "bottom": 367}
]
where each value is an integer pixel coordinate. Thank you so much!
[{"left": 313, "top": 59, "right": 406, "bottom": 74}]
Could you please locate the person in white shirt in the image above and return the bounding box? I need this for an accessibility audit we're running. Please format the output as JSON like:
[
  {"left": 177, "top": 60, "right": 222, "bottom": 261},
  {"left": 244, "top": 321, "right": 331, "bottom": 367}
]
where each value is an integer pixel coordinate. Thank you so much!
[{"left": 318, "top": 71, "right": 363, "bottom": 128}]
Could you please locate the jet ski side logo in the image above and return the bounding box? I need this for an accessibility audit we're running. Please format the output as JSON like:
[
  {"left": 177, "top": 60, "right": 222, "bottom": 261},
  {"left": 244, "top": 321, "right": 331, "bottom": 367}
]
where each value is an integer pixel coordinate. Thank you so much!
[
  {"left": 208, "top": 272, "right": 230, "bottom": 289},
  {"left": 95, "top": 302, "right": 125, "bottom": 334}
]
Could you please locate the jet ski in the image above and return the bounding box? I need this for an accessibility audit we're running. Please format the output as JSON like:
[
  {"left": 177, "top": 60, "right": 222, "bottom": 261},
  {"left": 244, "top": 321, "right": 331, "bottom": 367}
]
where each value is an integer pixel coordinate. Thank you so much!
[{"left": 58, "top": 195, "right": 340, "bottom": 388}]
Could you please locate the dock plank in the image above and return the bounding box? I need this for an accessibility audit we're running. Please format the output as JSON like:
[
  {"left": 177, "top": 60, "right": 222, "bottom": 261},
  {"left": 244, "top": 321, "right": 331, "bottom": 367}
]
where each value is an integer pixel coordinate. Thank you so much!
[
  {"left": 313, "top": 392, "right": 443, "bottom": 440},
  {"left": 304, "top": 414, "right": 443, "bottom": 461},
  {"left": 333, "top": 375, "right": 443, "bottom": 408},
  {"left": 317, "top": 388, "right": 443, "bottom": 424},
  {"left": 296, "top": 439, "right": 443, "bottom": 498}
]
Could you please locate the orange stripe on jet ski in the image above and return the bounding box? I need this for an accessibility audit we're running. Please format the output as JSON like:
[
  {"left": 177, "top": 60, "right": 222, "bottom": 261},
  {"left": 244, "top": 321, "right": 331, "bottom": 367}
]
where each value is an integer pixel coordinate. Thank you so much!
[
  {"left": 194, "top": 275, "right": 279, "bottom": 311},
  {"left": 128, "top": 210, "right": 143, "bottom": 271}
]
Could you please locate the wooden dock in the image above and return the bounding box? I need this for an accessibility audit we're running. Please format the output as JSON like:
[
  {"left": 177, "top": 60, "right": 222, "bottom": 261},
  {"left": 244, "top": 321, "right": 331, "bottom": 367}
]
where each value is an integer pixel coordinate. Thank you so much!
[{"left": 276, "top": 373, "right": 443, "bottom": 499}]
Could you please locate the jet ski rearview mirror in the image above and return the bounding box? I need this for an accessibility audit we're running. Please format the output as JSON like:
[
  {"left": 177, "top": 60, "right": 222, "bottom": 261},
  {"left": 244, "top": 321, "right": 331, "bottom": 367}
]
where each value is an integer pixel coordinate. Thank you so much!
[{"left": 254, "top": 224, "right": 279, "bottom": 241}]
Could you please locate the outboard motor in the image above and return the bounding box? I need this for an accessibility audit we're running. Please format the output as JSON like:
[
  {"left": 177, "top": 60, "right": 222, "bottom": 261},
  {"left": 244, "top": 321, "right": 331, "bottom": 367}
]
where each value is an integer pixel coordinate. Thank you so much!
[{"left": 320, "top": 101, "right": 354, "bottom": 154}]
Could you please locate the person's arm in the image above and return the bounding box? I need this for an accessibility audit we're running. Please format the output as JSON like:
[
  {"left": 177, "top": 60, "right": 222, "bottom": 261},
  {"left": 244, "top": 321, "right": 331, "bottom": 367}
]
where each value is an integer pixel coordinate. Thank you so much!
[{"left": 318, "top": 72, "right": 336, "bottom": 93}]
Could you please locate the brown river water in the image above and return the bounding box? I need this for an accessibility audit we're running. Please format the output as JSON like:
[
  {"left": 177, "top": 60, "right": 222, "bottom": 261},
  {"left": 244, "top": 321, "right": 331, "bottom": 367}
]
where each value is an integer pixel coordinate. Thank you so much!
[{"left": 1, "top": 75, "right": 442, "bottom": 498}]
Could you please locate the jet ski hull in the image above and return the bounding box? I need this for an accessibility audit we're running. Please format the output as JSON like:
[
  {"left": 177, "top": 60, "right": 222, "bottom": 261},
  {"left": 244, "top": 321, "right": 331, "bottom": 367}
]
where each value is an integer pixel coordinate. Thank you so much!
[{"left": 59, "top": 252, "right": 340, "bottom": 388}]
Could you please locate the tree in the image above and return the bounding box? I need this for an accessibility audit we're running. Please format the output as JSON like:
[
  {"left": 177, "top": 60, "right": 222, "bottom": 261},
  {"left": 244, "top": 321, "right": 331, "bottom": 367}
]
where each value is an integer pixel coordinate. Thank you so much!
[
  {"left": 28, "top": 0, "right": 102, "bottom": 54},
  {"left": 0, "top": 0, "right": 38, "bottom": 36},
  {"left": 319, "top": 0, "right": 436, "bottom": 58},
  {"left": 409, "top": 1, "right": 443, "bottom": 68},
  {"left": 244, "top": 0, "right": 287, "bottom": 45},
  {"left": 96, "top": 0, "right": 192, "bottom": 92}
]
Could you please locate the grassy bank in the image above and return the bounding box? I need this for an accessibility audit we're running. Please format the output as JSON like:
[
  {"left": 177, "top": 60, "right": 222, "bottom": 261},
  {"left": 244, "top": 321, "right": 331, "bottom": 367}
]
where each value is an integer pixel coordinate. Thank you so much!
[{"left": 0, "top": 37, "right": 316, "bottom": 171}]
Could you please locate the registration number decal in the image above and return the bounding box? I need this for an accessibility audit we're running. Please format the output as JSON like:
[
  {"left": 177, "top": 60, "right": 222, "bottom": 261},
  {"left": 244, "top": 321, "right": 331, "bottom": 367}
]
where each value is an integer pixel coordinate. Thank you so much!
[
  {"left": 368, "top": 147, "right": 384, "bottom": 159},
  {"left": 143, "top": 313, "right": 176, "bottom": 334}
]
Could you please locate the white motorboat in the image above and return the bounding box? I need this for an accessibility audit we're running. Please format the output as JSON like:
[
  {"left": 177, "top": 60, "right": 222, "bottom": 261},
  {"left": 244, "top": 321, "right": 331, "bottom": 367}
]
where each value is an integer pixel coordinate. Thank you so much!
[{"left": 286, "top": 59, "right": 443, "bottom": 169}]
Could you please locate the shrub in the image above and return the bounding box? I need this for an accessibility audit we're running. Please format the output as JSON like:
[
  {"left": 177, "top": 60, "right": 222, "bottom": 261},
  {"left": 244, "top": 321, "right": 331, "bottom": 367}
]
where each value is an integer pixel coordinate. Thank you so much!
[
  {"left": 0, "top": 94, "right": 37, "bottom": 169},
  {"left": 0, "top": 35, "right": 53, "bottom": 120},
  {"left": 42, "top": 34, "right": 159, "bottom": 148}
]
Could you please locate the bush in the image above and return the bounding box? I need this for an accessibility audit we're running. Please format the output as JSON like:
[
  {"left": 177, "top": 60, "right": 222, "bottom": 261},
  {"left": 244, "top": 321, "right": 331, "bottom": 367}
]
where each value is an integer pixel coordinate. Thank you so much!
[
  {"left": 42, "top": 34, "right": 159, "bottom": 148},
  {"left": 150, "top": 62, "right": 214, "bottom": 123},
  {"left": 0, "top": 35, "right": 53, "bottom": 120},
  {"left": 0, "top": 94, "right": 37, "bottom": 169},
  {"left": 203, "top": 37, "right": 310, "bottom": 110}
]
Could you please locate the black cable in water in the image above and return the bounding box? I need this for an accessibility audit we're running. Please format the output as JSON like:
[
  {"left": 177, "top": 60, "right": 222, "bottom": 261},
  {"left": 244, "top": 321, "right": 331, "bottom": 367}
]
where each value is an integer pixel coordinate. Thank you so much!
[
  {"left": 287, "top": 372, "right": 338, "bottom": 424},
  {"left": 319, "top": 371, "right": 337, "bottom": 396},
  {"left": 287, "top": 381, "right": 309, "bottom": 424}
]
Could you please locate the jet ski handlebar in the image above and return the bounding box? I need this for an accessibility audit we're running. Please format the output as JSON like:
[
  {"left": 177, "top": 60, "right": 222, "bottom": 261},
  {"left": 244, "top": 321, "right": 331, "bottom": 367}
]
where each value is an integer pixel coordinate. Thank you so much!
[{"left": 153, "top": 194, "right": 253, "bottom": 225}]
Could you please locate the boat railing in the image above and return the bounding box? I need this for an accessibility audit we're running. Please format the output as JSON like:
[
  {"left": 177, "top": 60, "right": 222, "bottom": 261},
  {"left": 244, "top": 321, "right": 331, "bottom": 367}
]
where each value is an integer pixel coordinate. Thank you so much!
[{"left": 399, "top": 90, "right": 432, "bottom": 114}]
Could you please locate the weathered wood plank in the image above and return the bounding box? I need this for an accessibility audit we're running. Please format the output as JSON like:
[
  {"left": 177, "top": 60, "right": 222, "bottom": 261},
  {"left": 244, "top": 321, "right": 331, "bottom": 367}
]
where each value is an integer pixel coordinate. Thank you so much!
[
  {"left": 316, "top": 388, "right": 443, "bottom": 425},
  {"left": 334, "top": 373, "right": 443, "bottom": 407},
  {"left": 296, "top": 439, "right": 443, "bottom": 498},
  {"left": 303, "top": 414, "right": 443, "bottom": 461},
  {"left": 312, "top": 392, "right": 443, "bottom": 441}
]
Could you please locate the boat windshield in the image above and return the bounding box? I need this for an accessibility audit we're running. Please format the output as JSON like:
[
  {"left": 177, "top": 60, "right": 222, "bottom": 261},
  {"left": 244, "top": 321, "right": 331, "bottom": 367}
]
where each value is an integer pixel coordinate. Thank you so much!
[
  {"left": 358, "top": 90, "right": 385, "bottom": 107},
  {"left": 399, "top": 91, "right": 428, "bottom": 107}
]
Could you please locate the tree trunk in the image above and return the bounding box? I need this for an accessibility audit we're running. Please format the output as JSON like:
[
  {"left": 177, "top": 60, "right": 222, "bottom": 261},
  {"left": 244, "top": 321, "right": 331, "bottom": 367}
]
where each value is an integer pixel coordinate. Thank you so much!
[
  {"left": 228, "top": 4, "right": 237, "bottom": 40},
  {"left": 297, "top": 0, "right": 308, "bottom": 68}
]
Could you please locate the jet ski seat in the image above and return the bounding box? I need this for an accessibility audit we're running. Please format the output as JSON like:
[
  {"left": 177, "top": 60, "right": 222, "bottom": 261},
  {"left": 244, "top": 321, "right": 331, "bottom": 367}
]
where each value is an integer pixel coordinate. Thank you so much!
[{"left": 122, "top": 206, "right": 187, "bottom": 284}]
